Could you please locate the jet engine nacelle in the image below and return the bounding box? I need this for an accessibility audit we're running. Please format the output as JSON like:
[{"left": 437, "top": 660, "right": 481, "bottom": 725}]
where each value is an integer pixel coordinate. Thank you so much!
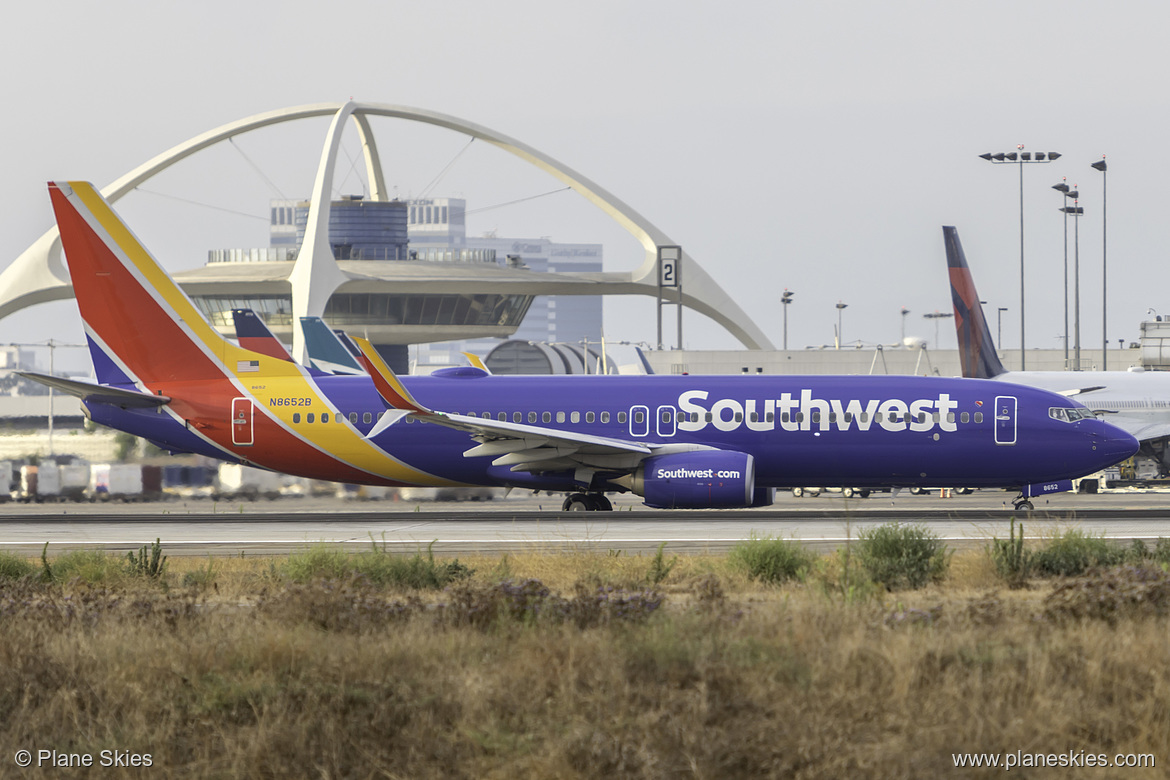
[{"left": 630, "top": 450, "right": 755, "bottom": 509}]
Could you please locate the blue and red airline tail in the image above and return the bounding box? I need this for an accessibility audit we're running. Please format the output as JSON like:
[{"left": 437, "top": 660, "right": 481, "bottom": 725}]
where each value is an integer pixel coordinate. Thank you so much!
[
  {"left": 944, "top": 226, "right": 1006, "bottom": 379},
  {"left": 232, "top": 309, "right": 293, "bottom": 361}
]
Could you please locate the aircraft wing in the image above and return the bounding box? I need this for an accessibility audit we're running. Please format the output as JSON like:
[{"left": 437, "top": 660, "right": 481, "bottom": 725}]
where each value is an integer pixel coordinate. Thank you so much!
[
  {"left": 1056, "top": 385, "right": 1107, "bottom": 397},
  {"left": 17, "top": 372, "right": 170, "bottom": 408},
  {"left": 419, "top": 412, "right": 668, "bottom": 472},
  {"left": 351, "top": 336, "right": 709, "bottom": 475}
]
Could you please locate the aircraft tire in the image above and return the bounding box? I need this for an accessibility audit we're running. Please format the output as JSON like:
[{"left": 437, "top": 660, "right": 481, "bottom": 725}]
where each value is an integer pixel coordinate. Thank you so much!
[
  {"left": 563, "top": 494, "right": 592, "bottom": 511},
  {"left": 842, "top": 487, "right": 855, "bottom": 498},
  {"left": 1014, "top": 499, "right": 1034, "bottom": 511},
  {"left": 792, "top": 487, "right": 804, "bottom": 497},
  {"left": 589, "top": 493, "right": 613, "bottom": 511}
]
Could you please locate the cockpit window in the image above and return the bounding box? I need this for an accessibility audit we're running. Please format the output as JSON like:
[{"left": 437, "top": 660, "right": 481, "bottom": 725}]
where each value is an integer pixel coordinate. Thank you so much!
[{"left": 1049, "top": 406, "right": 1095, "bottom": 422}]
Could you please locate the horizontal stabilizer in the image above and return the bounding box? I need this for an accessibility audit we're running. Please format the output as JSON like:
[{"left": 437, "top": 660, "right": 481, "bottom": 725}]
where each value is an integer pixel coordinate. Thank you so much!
[{"left": 18, "top": 372, "right": 170, "bottom": 408}]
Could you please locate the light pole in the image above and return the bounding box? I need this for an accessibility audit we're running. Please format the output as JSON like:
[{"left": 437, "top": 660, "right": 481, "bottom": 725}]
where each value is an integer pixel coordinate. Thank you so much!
[
  {"left": 996, "top": 307, "right": 1008, "bottom": 348},
  {"left": 900, "top": 307, "right": 910, "bottom": 342},
  {"left": 1053, "top": 180, "right": 1075, "bottom": 366},
  {"left": 835, "top": 301, "right": 847, "bottom": 349},
  {"left": 1060, "top": 196, "right": 1085, "bottom": 369},
  {"left": 980, "top": 146, "right": 1061, "bottom": 369},
  {"left": 782, "top": 289, "right": 794, "bottom": 350},
  {"left": 1092, "top": 156, "right": 1108, "bottom": 369},
  {"left": 923, "top": 311, "right": 954, "bottom": 350}
]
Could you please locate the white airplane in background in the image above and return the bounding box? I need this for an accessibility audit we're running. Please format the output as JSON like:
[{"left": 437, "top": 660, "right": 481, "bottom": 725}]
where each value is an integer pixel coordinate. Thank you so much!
[{"left": 946, "top": 225, "right": 1170, "bottom": 478}]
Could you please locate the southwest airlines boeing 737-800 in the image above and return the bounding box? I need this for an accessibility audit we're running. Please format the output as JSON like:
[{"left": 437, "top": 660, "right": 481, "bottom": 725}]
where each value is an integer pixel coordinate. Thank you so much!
[{"left": 20, "top": 183, "right": 1136, "bottom": 511}]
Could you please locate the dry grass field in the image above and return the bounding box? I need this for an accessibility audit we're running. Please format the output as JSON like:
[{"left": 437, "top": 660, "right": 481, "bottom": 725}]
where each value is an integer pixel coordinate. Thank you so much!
[{"left": 0, "top": 536, "right": 1167, "bottom": 778}]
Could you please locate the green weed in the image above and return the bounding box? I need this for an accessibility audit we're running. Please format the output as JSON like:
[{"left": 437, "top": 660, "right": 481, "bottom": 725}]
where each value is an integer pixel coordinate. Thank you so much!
[
  {"left": 729, "top": 532, "right": 815, "bottom": 585},
  {"left": 855, "top": 522, "right": 950, "bottom": 591},
  {"left": 1032, "top": 528, "right": 1120, "bottom": 577},
  {"left": 0, "top": 551, "right": 34, "bottom": 582}
]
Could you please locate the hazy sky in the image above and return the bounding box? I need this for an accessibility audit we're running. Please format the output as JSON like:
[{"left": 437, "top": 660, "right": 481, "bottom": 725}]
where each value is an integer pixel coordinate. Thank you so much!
[{"left": 2, "top": 0, "right": 1168, "bottom": 372}]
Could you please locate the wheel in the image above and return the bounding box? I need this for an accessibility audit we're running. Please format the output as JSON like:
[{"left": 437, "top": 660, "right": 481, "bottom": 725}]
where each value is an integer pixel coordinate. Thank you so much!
[
  {"left": 909, "top": 487, "right": 925, "bottom": 496},
  {"left": 792, "top": 487, "right": 804, "bottom": 498},
  {"left": 1014, "top": 499, "right": 1034, "bottom": 511},
  {"left": 858, "top": 489, "right": 871, "bottom": 498},
  {"left": 842, "top": 487, "right": 855, "bottom": 498},
  {"left": 589, "top": 493, "right": 613, "bottom": 511},
  {"left": 564, "top": 492, "right": 611, "bottom": 511},
  {"left": 563, "top": 493, "right": 591, "bottom": 511},
  {"left": 956, "top": 488, "right": 973, "bottom": 495}
]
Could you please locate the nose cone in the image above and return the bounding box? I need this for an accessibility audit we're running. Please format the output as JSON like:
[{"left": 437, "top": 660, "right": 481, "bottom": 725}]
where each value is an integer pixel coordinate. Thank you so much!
[{"left": 1091, "top": 418, "right": 1139, "bottom": 470}]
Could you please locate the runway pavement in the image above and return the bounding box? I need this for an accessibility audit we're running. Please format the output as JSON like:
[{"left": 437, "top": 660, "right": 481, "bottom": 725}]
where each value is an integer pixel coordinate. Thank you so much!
[{"left": 1, "top": 488, "right": 1168, "bottom": 556}]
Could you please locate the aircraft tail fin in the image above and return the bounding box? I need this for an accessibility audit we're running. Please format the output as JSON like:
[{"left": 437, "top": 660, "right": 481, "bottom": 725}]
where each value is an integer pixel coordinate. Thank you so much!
[
  {"left": 232, "top": 309, "right": 293, "bottom": 361},
  {"left": 333, "top": 328, "right": 363, "bottom": 359},
  {"left": 300, "top": 317, "right": 365, "bottom": 375},
  {"left": 48, "top": 181, "right": 290, "bottom": 387},
  {"left": 944, "top": 226, "right": 1007, "bottom": 378}
]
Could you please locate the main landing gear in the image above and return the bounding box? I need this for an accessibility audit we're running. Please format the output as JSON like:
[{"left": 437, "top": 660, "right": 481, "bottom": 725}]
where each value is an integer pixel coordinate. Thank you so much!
[{"left": 562, "top": 493, "right": 613, "bottom": 511}]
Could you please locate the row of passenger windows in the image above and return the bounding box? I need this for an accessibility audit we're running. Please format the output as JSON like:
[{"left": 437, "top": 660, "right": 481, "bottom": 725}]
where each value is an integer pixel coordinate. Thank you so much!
[
  {"left": 288, "top": 409, "right": 987, "bottom": 426},
  {"left": 291, "top": 411, "right": 376, "bottom": 425},
  {"left": 467, "top": 410, "right": 627, "bottom": 424},
  {"left": 461, "top": 410, "right": 988, "bottom": 425}
]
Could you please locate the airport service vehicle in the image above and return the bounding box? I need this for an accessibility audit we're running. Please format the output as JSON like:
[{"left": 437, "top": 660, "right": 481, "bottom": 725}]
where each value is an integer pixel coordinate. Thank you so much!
[
  {"left": 947, "top": 226, "right": 1170, "bottom": 482},
  {"left": 19, "top": 183, "right": 1138, "bottom": 511}
]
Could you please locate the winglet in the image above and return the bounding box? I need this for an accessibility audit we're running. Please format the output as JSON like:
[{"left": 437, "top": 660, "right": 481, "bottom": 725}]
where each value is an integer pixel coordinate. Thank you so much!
[
  {"left": 462, "top": 352, "right": 491, "bottom": 374},
  {"left": 352, "top": 336, "right": 430, "bottom": 413},
  {"left": 944, "top": 226, "right": 1007, "bottom": 378}
]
